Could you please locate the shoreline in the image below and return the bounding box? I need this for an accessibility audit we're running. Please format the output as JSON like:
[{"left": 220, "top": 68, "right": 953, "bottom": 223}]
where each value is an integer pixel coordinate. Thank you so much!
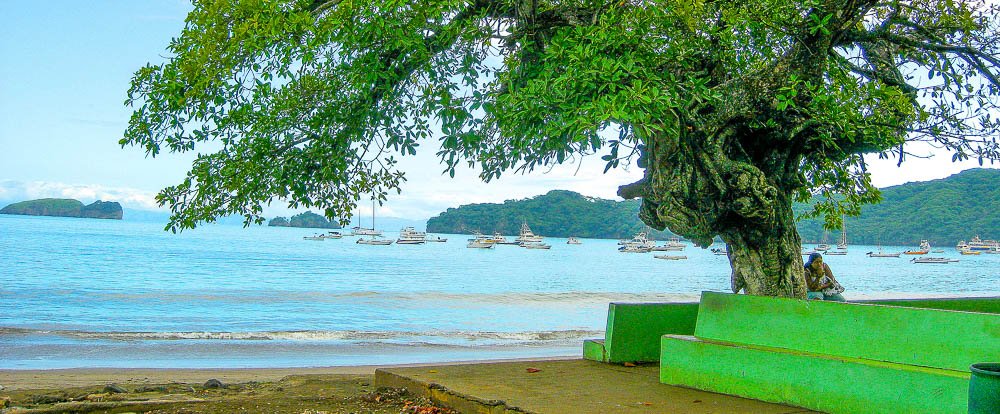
[{"left": 0, "top": 356, "right": 577, "bottom": 391}]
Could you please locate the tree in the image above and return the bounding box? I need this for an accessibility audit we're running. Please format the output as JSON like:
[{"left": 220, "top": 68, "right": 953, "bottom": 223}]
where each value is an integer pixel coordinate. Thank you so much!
[{"left": 124, "top": 0, "right": 1000, "bottom": 297}]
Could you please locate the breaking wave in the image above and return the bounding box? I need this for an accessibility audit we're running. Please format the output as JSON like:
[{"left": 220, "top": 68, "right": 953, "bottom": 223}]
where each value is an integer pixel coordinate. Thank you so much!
[{"left": 0, "top": 327, "right": 602, "bottom": 344}]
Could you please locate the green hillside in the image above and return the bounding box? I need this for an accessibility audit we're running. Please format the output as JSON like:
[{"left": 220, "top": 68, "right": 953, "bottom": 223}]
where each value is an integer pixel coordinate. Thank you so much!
[
  {"left": 427, "top": 169, "right": 999, "bottom": 245},
  {"left": 796, "top": 168, "right": 1000, "bottom": 246},
  {"left": 426, "top": 190, "right": 674, "bottom": 240}
]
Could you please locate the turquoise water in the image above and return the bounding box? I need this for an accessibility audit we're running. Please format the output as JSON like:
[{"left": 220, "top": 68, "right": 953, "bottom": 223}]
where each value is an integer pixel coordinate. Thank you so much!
[{"left": 1, "top": 214, "right": 997, "bottom": 369}]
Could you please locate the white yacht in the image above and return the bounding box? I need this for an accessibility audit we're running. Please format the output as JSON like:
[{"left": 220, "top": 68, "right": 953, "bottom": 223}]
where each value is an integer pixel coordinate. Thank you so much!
[
  {"left": 397, "top": 227, "right": 426, "bottom": 244},
  {"left": 466, "top": 232, "right": 496, "bottom": 248},
  {"left": 357, "top": 237, "right": 393, "bottom": 245},
  {"left": 515, "top": 222, "right": 544, "bottom": 243}
]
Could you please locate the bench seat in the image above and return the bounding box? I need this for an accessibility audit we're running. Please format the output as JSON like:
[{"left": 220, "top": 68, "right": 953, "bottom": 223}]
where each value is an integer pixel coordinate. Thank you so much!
[{"left": 660, "top": 334, "right": 970, "bottom": 414}]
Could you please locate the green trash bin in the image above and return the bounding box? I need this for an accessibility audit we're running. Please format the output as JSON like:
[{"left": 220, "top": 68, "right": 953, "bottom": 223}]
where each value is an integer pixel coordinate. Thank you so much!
[{"left": 969, "top": 363, "right": 1000, "bottom": 414}]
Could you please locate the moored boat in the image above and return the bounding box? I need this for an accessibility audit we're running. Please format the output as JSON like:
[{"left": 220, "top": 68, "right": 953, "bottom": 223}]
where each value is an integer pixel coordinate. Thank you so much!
[
  {"left": 397, "top": 226, "right": 427, "bottom": 244},
  {"left": 515, "top": 222, "right": 544, "bottom": 243},
  {"left": 903, "top": 240, "right": 931, "bottom": 255},
  {"left": 654, "top": 254, "right": 687, "bottom": 260},
  {"left": 619, "top": 244, "right": 652, "bottom": 253},
  {"left": 911, "top": 257, "right": 959, "bottom": 264},
  {"left": 467, "top": 239, "right": 495, "bottom": 249},
  {"left": 520, "top": 242, "right": 552, "bottom": 249},
  {"left": 567, "top": 237, "right": 582, "bottom": 245},
  {"left": 356, "top": 237, "right": 393, "bottom": 245},
  {"left": 867, "top": 251, "right": 901, "bottom": 258}
]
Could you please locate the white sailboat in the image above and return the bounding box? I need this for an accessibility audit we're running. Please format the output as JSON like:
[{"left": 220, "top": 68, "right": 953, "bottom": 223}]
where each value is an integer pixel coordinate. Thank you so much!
[
  {"left": 827, "top": 222, "right": 848, "bottom": 255},
  {"left": 356, "top": 199, "right": 392, "bottom": 245}
]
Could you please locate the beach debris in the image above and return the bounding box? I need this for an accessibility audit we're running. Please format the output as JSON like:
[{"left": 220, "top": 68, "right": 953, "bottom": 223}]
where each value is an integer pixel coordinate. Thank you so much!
[
  {"left": 104, "top": 383, "right": 128, "bottom": 394},
  {"left": 403, "top": 400, "right": 458, "bottom": 414},
  {"left": 623, "top": 362, "right": 637, "bottom": 367},
  {"left": 525, "top": 367, "right": 541, "bottom": 373},
  {"left": 203, "top": 378, "right": 225, "bottom": 389}
]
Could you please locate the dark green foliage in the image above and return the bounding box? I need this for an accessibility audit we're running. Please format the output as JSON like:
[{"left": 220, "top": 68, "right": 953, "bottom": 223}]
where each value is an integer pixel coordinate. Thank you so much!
[
  {"left": 270, "top": 211, "right": 341, "bottom": 229},
  {"left": 431, "top": 169, "right": 998, "bottom": 244},
  {"left": 0, "top": 198, "right": 123, "bottom": 220},
  {"left": 427, "top": 190, "right": 677, "bottom": 239},
  {"left": 796, "top": 169, "right": 999, "bottom": 246},
  {"left": 268, "top": 216, "right": 290, "bottom": 227}
]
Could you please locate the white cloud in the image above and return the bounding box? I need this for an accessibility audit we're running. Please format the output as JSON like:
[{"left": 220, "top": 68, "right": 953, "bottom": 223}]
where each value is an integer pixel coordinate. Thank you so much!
[{"left": 0, "top": 180, "right": 163, "bottom": 211}]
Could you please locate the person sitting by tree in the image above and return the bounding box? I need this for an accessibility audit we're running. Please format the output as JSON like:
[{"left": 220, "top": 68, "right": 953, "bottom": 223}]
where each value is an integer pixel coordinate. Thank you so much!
[{"left": 804, "top": 253, "right": 845, "bottom": 301}]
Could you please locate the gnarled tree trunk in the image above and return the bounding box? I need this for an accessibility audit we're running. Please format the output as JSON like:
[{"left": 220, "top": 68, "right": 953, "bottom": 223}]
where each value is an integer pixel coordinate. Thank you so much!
[{"left": 620, "top": 125, "right": 809, "bottom": 298}]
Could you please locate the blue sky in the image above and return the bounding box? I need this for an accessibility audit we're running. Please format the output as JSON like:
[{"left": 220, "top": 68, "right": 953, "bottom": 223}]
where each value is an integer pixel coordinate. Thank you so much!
[{"left": 0, "top": 1, "right": 995, "bottom": 220}]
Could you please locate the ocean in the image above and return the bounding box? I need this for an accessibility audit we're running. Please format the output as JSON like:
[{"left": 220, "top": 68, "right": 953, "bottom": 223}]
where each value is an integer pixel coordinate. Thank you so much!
[{"left": 1, "top": 214, "right": 997, "bottom": 369}]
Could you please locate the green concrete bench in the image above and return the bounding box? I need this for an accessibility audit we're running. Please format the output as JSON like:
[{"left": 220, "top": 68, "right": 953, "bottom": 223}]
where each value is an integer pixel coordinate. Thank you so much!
[
  {"left": 659, "top": 292, "right": 1000, "bottom": 413},
  {"left": 583, "top": 296, "right": 1000, "bottom": 365},
  {"left": 584, "top": 302, "right": 699, "bottom": 364}
]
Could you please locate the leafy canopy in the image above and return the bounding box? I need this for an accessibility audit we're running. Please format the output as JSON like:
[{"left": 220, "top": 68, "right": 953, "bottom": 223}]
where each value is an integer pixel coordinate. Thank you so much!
[{"left": 124, "top": 0, "right": 1000, "bottom": 232}]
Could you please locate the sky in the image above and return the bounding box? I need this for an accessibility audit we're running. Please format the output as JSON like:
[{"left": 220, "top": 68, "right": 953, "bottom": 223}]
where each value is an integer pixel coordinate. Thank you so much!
[{"left": 1, "top": 1, "right": 996, "bottom": 221}]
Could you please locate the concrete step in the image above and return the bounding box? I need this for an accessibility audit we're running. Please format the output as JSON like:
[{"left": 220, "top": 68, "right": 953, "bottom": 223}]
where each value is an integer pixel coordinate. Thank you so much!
[{"left": 660, "top": 335, "right": 971, "bottom": 414}]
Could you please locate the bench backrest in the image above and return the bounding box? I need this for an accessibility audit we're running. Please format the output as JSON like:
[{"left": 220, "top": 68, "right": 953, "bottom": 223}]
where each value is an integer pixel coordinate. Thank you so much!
[
  {"left": 694, "top": 291, "right": 1000, "bottom": 372},
  {"left": 605, "top": 302, "right": 698, "bottom": 363}
]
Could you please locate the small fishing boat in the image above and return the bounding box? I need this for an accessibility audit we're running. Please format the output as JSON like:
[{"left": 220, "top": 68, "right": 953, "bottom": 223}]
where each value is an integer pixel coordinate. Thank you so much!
[
  {"left": 356, "top": 237, "right": 393, "bottom": 245},
  {"left": 867, "top": 251, "right": 901, "bottom": 258},
  {"left": 520, "top": 242, "right": 552, "bottom": 249},
  {"left": 960, "top": 250, "right": 981, "bottom": 255},
  {"left": 619, "top": 244, "right": 652, "bottom": 253},
  {"left": 567, "top": 237, "right": 582, "bottom": 245},
  {"left": 425, "top": 235, "right": 448, "bottom": 242},
  {"left": 467, "top": 239, "right": 495, "bottom": 249},
  {"left": 711, "top": 248, "right": 728, "bottom": 255},
  {"left": 654, "top": 254, "right": 687, "bottom": 260},
  {"left": 911, "top": 257, "right": 959, "bottom": 264},
  {"left": 825, "top": 250, "right": 847, "bottom": 256},
  {"left": 303, "top": 234, "right": 326, "bottom": 241},
  {"left": 325, "top": 231, "right": 343, "bottom": 239},
  {"left": 904, "top": 240, "right": 931, "bottom": 255}
]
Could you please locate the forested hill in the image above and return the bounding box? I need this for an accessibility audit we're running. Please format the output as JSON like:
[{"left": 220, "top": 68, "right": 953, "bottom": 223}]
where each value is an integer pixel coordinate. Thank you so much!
[
  {"left": 796, "top": 168, "right": 999, "bottom": 246},
  {"left": 426, "top": 168, "right": 999, "bottom": 244},
  {"left": 426, "top": 190, "right": 669, "bottom": 240}
]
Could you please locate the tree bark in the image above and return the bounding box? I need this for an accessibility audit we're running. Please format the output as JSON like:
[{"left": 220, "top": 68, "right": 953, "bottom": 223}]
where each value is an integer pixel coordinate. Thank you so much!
[
  {"left": 720, "top": 192, "right": 807, "bottom": 297},
  {"left": 621, "top": 125, "right": 809, "bottom": 298}
]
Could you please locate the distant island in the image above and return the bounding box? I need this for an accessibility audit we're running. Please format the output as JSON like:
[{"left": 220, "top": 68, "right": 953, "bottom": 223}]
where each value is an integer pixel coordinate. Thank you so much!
[
  {"left": 268, "top": 211, "right": 342, "bottom": 229},
  {"left": 0, "top": 198, "right": 123, "bottom": 220},
  {"left": 427, "top": 168, "right": 1000, "bottom": 246}
]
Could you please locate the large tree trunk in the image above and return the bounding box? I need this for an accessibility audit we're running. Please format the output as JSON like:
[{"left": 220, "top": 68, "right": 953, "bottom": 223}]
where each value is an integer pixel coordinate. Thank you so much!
[
  {"left": 619, "top": 127, "right": 809, "bottom": 298},
  {"left": 721, "top": 193, "right": 807, "bottom": 297}
]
